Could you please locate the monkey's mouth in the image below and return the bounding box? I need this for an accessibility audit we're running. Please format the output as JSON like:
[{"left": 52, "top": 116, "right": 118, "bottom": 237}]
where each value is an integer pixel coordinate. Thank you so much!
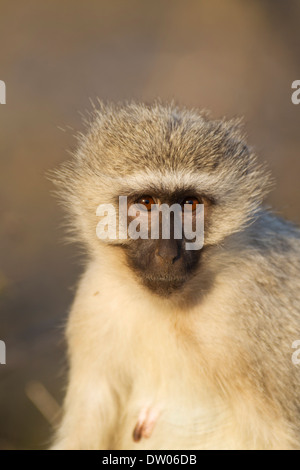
[{"left": 141, "top": 274, "right": 188, "bottom": 297}]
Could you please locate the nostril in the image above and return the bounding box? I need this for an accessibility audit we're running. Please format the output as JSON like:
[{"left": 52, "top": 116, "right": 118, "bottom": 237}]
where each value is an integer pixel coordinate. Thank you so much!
[
  {"left": 155, "top": 240, "right": 180, "bottom": 265},
  {"left": 155, "top": 252, "right": 177, "bottom": 265}
]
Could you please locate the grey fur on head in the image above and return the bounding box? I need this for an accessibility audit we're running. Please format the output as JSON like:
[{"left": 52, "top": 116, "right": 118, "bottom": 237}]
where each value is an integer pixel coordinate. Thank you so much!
[{"left": 51, "top": 101, "right": 272, "bottom": 253}]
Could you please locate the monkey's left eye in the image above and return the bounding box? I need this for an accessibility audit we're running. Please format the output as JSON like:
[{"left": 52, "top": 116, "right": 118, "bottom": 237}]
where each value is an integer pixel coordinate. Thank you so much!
[
  {"left": 136, "top": 196, "right": 155, "bottom": 211},
  {"left": 181, "top": 197, "right": 201, "bottom": 212}
]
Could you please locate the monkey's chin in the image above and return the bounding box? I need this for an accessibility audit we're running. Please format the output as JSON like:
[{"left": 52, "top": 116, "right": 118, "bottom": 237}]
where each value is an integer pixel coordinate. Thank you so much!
[{"left": 141, "top": 276, "right": 187, "bottom": 297}]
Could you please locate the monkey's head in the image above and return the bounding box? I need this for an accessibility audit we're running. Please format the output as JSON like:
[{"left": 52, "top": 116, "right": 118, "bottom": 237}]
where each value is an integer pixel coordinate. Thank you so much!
[{"left": 52, "top": 101, "right": 272, "bottom": 298}]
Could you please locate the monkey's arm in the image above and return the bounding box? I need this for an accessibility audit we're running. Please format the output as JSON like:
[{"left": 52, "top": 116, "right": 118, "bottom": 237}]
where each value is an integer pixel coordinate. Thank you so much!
[
  {"left": 51, "top": 269, "right": 121, "bottom": 450},
  {"left": 52, "top": 364, "right": 117, "bottom": 450}
]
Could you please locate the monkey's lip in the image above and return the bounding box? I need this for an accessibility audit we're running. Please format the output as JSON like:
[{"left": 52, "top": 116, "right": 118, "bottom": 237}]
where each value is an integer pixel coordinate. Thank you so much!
[
  {"left": 142, "top": 274, "right": 188, "bottom": 295},
  {"left": 145, "top": 276, "right": 186, "bottom": 283}
]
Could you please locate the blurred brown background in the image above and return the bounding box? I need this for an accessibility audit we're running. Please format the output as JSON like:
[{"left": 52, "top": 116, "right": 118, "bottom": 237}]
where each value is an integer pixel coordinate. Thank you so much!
[{"left": 0, "top": 0, "right": 299, "bottom": 450}]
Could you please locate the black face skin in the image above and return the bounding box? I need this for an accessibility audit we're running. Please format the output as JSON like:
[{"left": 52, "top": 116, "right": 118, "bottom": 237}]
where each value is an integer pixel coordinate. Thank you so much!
[
  {"left": 122, "top": 191, "right": 208, "bottom": 297},
  {"left": 125, "top": 237, "right": 202, "bottom": 297}
]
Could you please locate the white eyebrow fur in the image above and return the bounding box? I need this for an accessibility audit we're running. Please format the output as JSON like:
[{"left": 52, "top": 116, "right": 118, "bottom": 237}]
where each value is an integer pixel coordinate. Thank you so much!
[{"left": 100, "top": 169, "right": 226, "bottom": 196}]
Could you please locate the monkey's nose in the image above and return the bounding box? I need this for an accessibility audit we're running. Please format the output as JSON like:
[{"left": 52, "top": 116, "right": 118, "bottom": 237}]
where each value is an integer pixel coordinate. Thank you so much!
[{"left": 155, "top": 239, "right": 180, "bottom": 265}]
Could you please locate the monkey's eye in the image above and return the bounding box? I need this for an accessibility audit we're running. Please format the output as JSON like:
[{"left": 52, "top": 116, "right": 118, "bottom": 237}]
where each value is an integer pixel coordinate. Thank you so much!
[
  {"left": 181, "top": 197, "right": 201, "bottom": 212},
  {"left": 135, "top": 196, "right": 155, "bottom": 211}
]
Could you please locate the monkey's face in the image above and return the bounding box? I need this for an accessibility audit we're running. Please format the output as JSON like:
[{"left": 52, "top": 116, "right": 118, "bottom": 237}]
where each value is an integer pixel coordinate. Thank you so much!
[
  {"left": 122, "top": 192, "right": 211, "bottom": 297},
  {"left": 53, "top": 102, "right": 272, "bottom": 298}
]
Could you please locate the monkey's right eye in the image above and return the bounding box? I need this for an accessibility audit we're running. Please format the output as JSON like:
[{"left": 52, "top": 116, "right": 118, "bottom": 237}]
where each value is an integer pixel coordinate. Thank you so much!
[{"left": 135, "top": 196, "right": 155, "bottom": 211}]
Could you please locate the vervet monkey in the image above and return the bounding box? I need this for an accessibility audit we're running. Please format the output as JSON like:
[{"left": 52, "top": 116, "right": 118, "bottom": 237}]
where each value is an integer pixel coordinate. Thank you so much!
[{"left": 51, "top": 101, "right": 300, "bottom": 450}]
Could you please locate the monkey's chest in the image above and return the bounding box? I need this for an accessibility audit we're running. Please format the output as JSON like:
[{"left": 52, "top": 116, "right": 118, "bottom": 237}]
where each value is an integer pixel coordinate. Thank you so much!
[
  {"left": 114, "top": 371, "right": 246, "bottom": 450},
  {"left": 111, "top": 308, "right": 259, "bottom": 449},
  {"left": 116, "top": 396, "right": 246, "bottom": 450}
]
